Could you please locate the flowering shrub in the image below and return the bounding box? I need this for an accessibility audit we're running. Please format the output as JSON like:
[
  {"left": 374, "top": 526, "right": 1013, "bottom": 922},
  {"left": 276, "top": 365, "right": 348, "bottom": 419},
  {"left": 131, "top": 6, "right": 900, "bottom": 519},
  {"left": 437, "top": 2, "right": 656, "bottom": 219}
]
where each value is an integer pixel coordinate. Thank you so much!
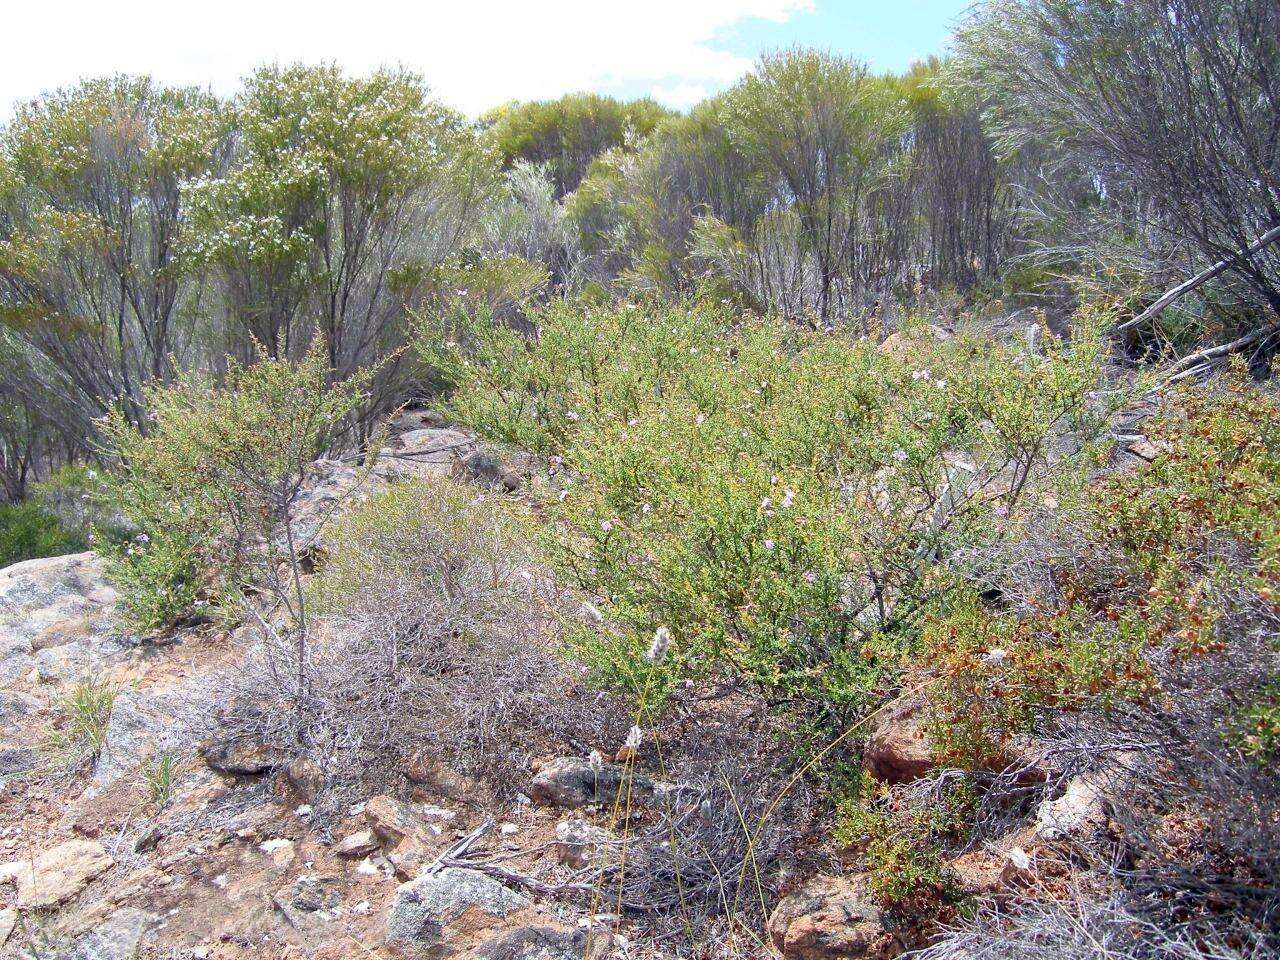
[
  {"left": 924, "top": 366, "right": 1280, "bottom": 768},
  {"left": 425, "top": 298, "right": 1112, "bottom": 726}
]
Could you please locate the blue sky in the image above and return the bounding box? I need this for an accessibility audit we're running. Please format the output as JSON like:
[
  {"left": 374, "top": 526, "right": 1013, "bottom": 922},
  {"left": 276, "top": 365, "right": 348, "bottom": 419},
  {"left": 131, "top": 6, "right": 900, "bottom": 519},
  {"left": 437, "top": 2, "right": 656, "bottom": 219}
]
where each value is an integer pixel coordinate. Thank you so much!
[
  {"left": 1, "top": 1, "right": 973, "bottom": 119},
  {"left": 714, "top": 2, "right": 968, "bottom": 73}
]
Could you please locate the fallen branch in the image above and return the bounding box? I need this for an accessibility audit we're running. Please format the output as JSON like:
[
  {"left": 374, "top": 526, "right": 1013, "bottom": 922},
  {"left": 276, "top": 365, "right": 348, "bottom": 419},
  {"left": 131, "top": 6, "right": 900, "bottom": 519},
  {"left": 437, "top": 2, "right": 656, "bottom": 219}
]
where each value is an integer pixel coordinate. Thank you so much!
[{"left": 1115, "top": 224, "right": 1280, "bottom": 334}]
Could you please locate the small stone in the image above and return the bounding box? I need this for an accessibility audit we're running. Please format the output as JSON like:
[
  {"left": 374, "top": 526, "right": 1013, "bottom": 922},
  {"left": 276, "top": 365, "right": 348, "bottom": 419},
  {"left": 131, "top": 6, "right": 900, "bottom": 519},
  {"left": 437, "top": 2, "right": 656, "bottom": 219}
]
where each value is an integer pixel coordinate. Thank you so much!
[
  {"left": 554, "top": 821, "right": 613, "bottom": 869},
  {"left": 365, "top": 795, "right": 420, "bottom": 846},
  {"left": 334, "top": 830, "right": 379, "bottom": 859},
  {"left": 201, "top": 736, "right": 275, "bottom": 775},
  {"left": 863, "top": 701, "right": 935, "bottom": 785},
  {"left": 1035, "top": 775, "right": 1108, "bottom": 841},
  {"left": 768, "top": 874, "right": 901, "bottom": 960},
  {"left": 530, "top": 757, "right": 656, "bottom": 809}
]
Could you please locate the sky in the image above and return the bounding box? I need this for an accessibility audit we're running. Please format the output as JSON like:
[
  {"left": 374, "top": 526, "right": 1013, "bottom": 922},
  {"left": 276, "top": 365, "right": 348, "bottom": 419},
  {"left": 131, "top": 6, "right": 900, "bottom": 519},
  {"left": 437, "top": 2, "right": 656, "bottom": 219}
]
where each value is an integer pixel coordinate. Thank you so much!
[{"left": 1, "top": 1, "right": 971, "bottom": 120}]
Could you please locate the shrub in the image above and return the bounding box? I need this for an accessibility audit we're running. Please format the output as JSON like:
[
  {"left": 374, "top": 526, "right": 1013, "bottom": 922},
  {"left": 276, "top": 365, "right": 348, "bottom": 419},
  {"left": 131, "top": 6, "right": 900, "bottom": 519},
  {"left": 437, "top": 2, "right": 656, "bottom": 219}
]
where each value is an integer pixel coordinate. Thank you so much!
[
  {"left": 424, "top": 297, "right": 1113, "bottom": 729},
  {"left": 0, "top": 500, "right": 85, "bottom": 568},
  {"left": 100, "top": 342, "right": 370, "bottom": 632},
  {"left": 224, "top": 478, "right": 626, "bottom": 811}
]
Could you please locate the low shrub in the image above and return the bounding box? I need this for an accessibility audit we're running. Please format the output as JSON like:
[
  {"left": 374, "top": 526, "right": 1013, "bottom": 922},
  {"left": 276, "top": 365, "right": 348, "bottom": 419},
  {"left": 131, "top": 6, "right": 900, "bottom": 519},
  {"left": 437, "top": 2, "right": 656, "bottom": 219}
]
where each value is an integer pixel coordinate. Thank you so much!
[
  {"left": 0, "top": 500, "right": 85, "bottom": 568},
  {"left": 423, "top": 297, "right": 1114, "bottom": 730},
  {"left": 225, "top": 478, "right": 627, "bottom": 812}
]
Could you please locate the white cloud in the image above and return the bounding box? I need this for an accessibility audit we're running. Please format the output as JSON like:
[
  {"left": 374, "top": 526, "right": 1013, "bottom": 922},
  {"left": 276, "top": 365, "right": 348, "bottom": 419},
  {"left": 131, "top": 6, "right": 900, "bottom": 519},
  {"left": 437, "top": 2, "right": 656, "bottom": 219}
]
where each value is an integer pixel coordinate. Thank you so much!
[
  {"left": 650, "top": 82, "right": 714, "bottom": 110},
  {"left": 1, "top": 0, "right": 813, "bottom": 118}
]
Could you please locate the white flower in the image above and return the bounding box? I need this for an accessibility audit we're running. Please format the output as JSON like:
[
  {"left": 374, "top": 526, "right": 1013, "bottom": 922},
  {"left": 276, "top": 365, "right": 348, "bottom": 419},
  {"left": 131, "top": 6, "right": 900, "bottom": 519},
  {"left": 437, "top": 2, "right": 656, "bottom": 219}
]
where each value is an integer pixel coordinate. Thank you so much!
[
  {"left": 763, "top": 539, "right": 776, "bottom": 552},
  {"left": 780, "top": 488, "right": 795, "bottom": 509},
  {"left": 984, "top": 648, "right": 1008, "bottom": 664},
  {"left": 645, "top": 626, "right": 672, "bottom": 663},
  {"left": 600, "top": 519, "right": 613, "bottom": 532},
  {"left": 623, "top": 725, "right": 643, "bottom": 751},
  {"left": 893, "top": 449, "right": 909, "bottom": 462},
  {"left": 566, "top": 411, "right": 580, "bottom": 422},
  {"left": 641, "top": 502, "right": 652, "bottom": 514}
]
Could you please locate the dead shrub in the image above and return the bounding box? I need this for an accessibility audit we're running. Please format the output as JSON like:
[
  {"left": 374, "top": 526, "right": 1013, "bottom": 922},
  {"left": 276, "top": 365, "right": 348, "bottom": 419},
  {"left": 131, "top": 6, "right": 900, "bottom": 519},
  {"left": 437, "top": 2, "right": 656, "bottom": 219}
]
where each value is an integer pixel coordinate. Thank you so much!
[{"left": 221, "top": 479, "right": 628, "bottom": 814}]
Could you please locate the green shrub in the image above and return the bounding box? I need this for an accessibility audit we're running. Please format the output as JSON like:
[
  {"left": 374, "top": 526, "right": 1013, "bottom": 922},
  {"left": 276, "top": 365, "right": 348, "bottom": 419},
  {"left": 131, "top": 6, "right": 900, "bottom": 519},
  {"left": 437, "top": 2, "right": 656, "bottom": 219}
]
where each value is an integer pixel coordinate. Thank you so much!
[
  {"left": 0, "top": 500, "right": 85, "bottom": 568},
  {"left": 30, "top": 463, "right": 134, "bottom": 547},
  {"left": 100, "top": 342, "right": 371, "bottom": 632},
  {"left": 424, "top": 297, "right": 1113, "bottom": 727},
  {"left": 834, "top": 781, "right": 960, "bottom": 908}
]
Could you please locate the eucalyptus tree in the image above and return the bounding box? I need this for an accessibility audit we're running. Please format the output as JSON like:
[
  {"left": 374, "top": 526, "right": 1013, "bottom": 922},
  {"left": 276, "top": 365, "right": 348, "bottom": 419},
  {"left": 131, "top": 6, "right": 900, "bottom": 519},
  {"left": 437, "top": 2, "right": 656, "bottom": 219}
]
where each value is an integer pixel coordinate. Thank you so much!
[
  {"left": 955, "top": 0, "right": 1280, "bottom": 354},
  {"left": 183, "top": 64, "right": 501, "bottom": 428},
  {"left": 724, "top": 49, "right": 908, "bottom": 323},
  {"left": 0, "top": 76, "right": 226, "bottom": 433}
]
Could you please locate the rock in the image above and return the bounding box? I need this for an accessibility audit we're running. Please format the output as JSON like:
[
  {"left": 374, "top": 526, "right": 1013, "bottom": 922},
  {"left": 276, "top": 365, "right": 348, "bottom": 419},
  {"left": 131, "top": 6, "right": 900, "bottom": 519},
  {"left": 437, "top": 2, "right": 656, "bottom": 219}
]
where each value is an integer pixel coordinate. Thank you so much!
[
  {"left": 554, "top": 820, "right": 613, "bottom": 869},
  {"left": 998, "top": 846, "right": 1036, "bottom": 887},
  {"left": 273, "top": 876, "right": 339, "bottom": 932},
  {"left": 0, "top": 748, "right": 38, "bottom": 778},
  {"left": 365, "top": 795, "right": 422, "bottom": 847},
  {"left": 0, "top": 908, "right": 14, "bottom": 948},
  {"left": 0, "top": 690, "right": 41, "bottom": 725},
  {"left": 0, "top": 838, "right": 114, "bottom": 909},
  {"left": 92, "top": 673, "right": 216, "bottom": 788},
  {"left": 288, "top": 459, "right": 384, "bottom": 550},
  {"left": 386, "top": 867, "right": 528, "bottom": 953},
  {"left": 55, "top": 907, "right": 153, "bottom": 960},
  {"left": 768, "top": 875, "right": 901, "bottom": 960},
  {"left": 282, "top": 756, "right": 323, "bottom": 801},
  {"left": 0, "top": 552, "right": 130, "bottom": 685},
  {"left": 863, "top": 701, "right": 935, "bottom": 785},
  {"left": 375, "top": 428, "right": 477, "bottom": 483},
  {"left": 948, "top": 849, "right": 1007, "bottom": 897},
  {"left": 201, "top": 736, "right": 276, "bottom": 775},
  {"left": 458, "top": 449, "right": 522, "bottom": 492},
  {"left": 334, "top": 830, "right": 379, "bottom": 859},
  {"left": 529, "top": 757, "right": 656, "bottom": 809},
  {"left": 1035, "top": 774, "right": 1108, "bottom": 841},
  {"left": 474, "top": 925, "right": 608, "bottom": 960}
]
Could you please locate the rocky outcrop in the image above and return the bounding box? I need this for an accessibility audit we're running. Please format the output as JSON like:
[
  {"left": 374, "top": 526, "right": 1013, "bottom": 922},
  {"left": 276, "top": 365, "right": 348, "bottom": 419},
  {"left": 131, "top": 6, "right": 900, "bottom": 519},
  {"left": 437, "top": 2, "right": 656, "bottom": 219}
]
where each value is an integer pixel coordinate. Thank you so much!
[
  {"left": 529, "top": 756, "right": 657, "bottom": 809},
  {"left": 768, "top": 875, "right": 901, "bottom": 960},
  {"left": 56, "top": 907, "right": 154, "bottom": 960},
  {"left": 375, "top": 428, "right": 478, "bottom": 483},
  {"left": 0, "top": 838, "right": 113, "bottom": 909},
  {"left": 474, "top": 924, "right": 607, "bottom": 960},
  {"left": 92, "top": 673, "right": 217, "bottom": 789},
  {"left": 0, "top": 552, "right": 131, "bottom": 685},
  {"left": 386, "top": 867, "right": 528, "bottom": 954}
]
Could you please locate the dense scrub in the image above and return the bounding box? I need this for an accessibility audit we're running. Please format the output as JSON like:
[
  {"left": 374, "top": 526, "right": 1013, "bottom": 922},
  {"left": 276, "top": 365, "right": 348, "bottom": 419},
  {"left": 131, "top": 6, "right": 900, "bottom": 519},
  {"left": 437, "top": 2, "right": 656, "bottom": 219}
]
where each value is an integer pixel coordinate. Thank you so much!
[
  {"left": 426, "top": 298, "right": 1114, "bottom": 728},
  {"left": 0, "top": 2, "right": 1276, "bottom": 956}
]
